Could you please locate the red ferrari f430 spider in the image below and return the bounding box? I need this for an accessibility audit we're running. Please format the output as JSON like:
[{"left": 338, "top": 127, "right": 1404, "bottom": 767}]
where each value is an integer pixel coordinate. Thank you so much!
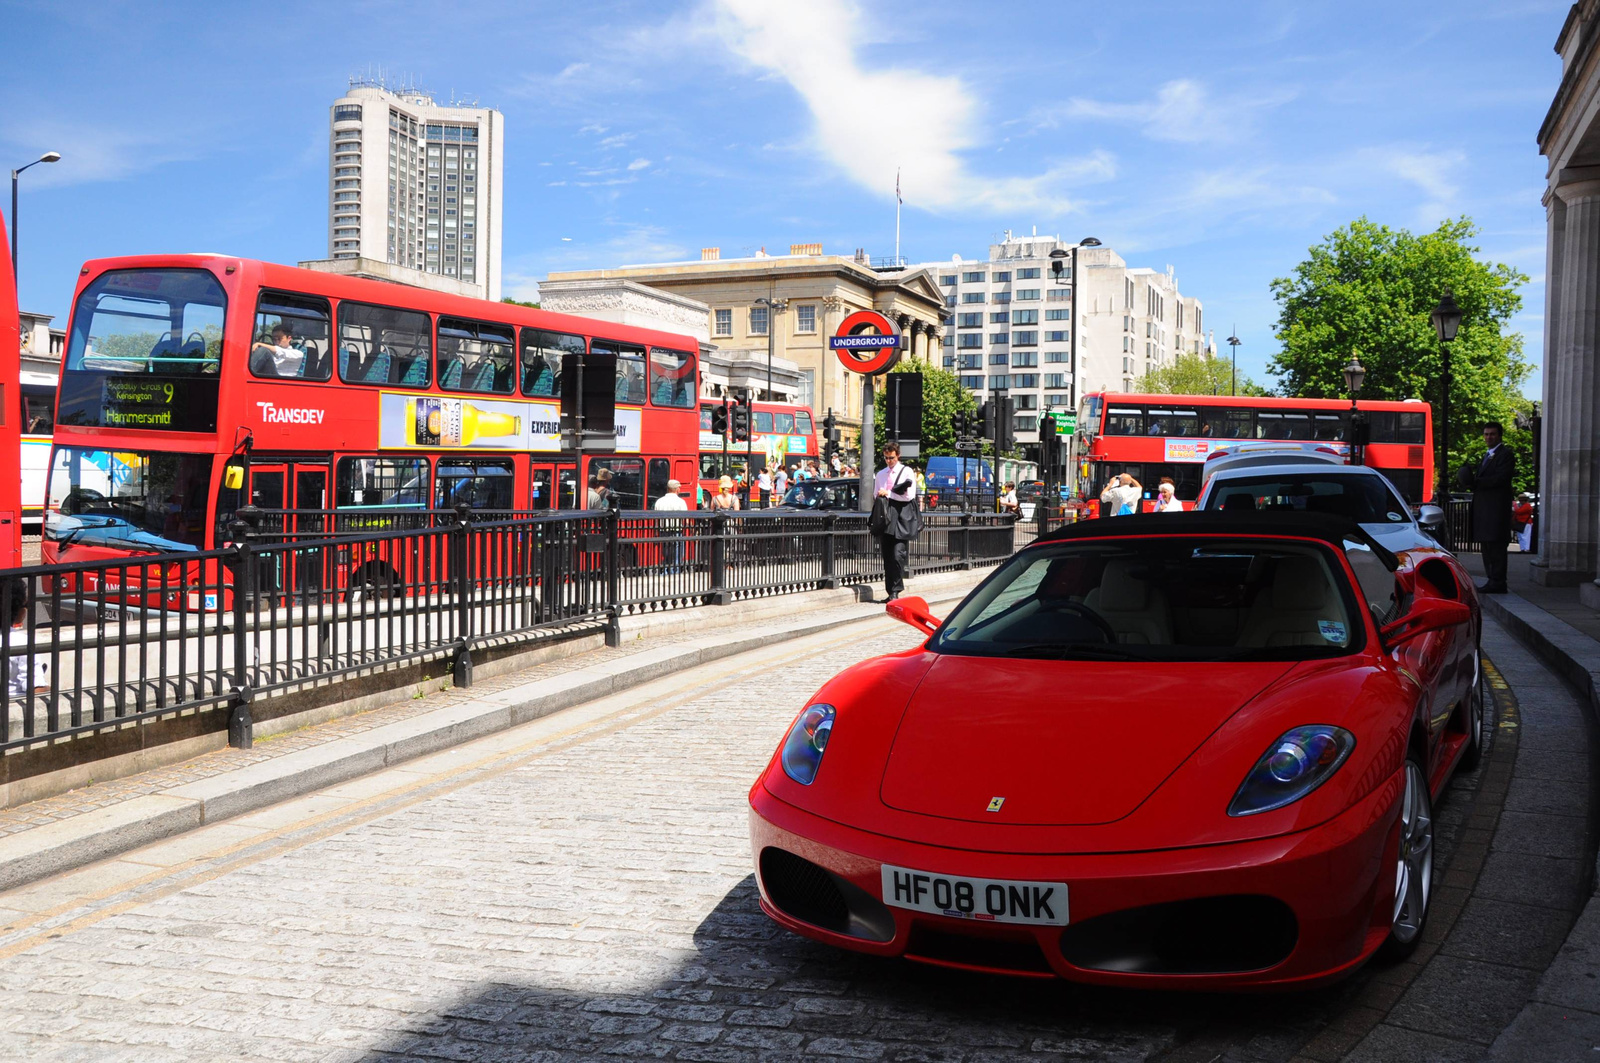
[{"left": 748, "top": 512, "right": 1483, "bottom": 989}]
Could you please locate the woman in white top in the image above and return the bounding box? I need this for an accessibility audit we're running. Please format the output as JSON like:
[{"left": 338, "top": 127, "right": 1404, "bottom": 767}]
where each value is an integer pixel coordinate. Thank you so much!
[{"left": 1154, "top": 480, "right": 1184, "bottom": 513}]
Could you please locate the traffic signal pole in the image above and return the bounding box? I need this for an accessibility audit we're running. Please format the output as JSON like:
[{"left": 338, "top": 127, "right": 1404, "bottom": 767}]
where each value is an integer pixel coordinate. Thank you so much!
[
  {"left": 858, "top": 377, "right": 875, "bottom": 516},
  {"left": 720, "top": 398, "right": 729, "bottom": 495}
]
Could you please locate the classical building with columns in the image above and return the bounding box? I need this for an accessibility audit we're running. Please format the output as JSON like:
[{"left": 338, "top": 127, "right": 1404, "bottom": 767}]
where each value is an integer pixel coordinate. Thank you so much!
[
  {"left": 1538, "top": 1, "right": 1600, "bottom": 600},
  {"left": 545, "top": 246, "right": 946, "bottom": 434}
]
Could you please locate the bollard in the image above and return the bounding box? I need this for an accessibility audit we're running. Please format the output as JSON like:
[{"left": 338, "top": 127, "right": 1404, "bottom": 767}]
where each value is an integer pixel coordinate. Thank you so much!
[
  {"left": 709, "top": 510, "right": 732, "bottom": 605},
  {"left": 228, "top": 520, "right": 254, "bottom": 749},
  {"left": 820, "top": 512, "right": 838, "bottom": 589},
  {"left": 453, "top": 502, "right": 474, "bottom": 687},
  {"left": 604, "top": 507, "right": 622, "bottom": 646}
]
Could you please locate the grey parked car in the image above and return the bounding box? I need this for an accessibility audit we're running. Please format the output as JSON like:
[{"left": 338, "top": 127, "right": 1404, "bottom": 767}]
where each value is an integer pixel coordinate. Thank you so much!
[{"left": 1197, "top": 461, "right": 1448, "bottom": 554}]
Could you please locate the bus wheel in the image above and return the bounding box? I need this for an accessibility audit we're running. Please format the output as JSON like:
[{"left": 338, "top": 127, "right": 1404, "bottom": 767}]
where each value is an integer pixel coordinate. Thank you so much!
[{"left": 347, "top": 562, "right": 399, "bottom": 603}]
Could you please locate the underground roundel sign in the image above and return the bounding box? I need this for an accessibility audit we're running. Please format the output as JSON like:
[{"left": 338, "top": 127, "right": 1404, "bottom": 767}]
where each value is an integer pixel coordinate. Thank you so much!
[{"left": 830, "top": 309, "right": 902, "bottom": 375}]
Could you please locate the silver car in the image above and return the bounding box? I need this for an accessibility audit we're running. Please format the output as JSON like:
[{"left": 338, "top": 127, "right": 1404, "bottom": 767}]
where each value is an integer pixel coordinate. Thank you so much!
[{"left": 1197, "top": 461, "right": 1448, "bottom": 554}]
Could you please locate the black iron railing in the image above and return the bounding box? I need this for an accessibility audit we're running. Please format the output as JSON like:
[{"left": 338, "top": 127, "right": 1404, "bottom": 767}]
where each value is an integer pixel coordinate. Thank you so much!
[
  {"left": 1445, "top": 498, "right": 1480, "bottom": 553},
  {"left": 1, "top": 508, "right": 1016, "bottom": 758}
]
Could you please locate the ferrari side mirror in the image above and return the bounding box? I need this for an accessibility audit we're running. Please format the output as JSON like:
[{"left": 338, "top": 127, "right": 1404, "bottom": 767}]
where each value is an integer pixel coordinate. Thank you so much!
[
  {"left": 1380, "top": 596, "right": 1472, "bottom": 646},
  {"left": 1416, "top": 505, "right": 1445, "bottom": 533},
  {"left": 886, "top": 594, "right": 940, "bottom": 635}
]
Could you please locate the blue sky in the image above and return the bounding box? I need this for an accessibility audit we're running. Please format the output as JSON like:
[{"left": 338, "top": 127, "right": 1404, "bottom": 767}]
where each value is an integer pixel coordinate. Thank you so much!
[{"left": 0, "top": 0, "right": 1563, "bottom": 396}]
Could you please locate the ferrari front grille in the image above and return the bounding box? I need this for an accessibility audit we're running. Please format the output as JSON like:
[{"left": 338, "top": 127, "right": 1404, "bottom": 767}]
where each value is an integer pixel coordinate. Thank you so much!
[
  {"left": 1059, "top": 894, "right": 1297, "bottom": 975},
  {"left": 758, "top": 847, "right": 893, "bottom": 942}
]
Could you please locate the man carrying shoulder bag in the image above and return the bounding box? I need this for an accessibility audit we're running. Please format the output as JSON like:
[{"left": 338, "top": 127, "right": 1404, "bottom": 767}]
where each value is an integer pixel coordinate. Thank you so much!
[{"left": 871, "top": 442, "right": 922, "bottom": 600}]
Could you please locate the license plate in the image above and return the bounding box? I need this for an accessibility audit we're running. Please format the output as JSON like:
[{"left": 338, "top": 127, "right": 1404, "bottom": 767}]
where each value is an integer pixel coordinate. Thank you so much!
[{"left": 880, "top": 864, "right": 1069, "bottom": 926}]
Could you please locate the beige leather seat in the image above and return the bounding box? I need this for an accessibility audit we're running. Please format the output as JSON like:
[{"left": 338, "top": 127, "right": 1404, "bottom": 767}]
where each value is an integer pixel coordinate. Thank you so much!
[
  {"left": 1084, "top": 559, "right": 1173, "bottom": 644},
  {"left": 1239, "top": 556, "right": 1342, "bottom": 647}
]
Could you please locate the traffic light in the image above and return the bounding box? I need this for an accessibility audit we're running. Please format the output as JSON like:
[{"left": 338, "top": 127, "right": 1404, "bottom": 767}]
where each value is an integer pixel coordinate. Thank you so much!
[
  {"left": 978, "top": 401, "right": 995, "bottom": 440},
  {"left": 951, "top": 411, "right": 968, "bottom": 441},
  {"left": 995, "top": 395, "right": 1015, "bottom": 453},
  {"left": 732, "top": 398, "right": 751, "bottom": 442},
  {"left": 1039, "top": 412, "right": 1059, "bottom": 470},
  {"left": 822, "top": 410, "right": 841, "bottom": 465},
  {"left": 711, "top": 401, "right": 729, "bottom": 436}
]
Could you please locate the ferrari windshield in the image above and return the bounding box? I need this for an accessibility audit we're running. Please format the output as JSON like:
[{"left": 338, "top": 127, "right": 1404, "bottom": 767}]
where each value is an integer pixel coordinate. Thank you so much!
[{"left": 932, "top": 536, "right": 1363, "bottom": 661}]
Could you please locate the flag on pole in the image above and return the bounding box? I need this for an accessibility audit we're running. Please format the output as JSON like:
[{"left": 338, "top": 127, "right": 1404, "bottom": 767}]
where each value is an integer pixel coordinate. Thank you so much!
[{"left": 896, "top": 168, "right": 902, "bottom": 205}]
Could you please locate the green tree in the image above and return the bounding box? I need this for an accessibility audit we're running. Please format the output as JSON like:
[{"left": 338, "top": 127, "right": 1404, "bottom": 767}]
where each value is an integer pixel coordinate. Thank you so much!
[
  {"left": 1268, "top": 217, "right": 1534, "bottom": 491},
  {"left": 1137, "top": 353, "right": 1271, "bottom": 397},
  {"left": 872, "top": 360, "right": 978, "bottom": 459},
  {"left": 501, "top": 297, "right": 540, "bottom": 309}
]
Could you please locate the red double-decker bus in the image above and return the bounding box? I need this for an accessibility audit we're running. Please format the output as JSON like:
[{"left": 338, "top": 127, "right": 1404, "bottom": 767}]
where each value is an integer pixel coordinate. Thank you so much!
[
  {"left": 0, "top": 208, "right": 20, "bottom": 568},
  {"left": 1074, "top": 392, "right": 1434, "bottom": 509},
  {"left": 41, "top": 255, "right": 702, "bottom": 567},
  {"left": 696, "top": 400, "right": 819, "bottom": 501}
]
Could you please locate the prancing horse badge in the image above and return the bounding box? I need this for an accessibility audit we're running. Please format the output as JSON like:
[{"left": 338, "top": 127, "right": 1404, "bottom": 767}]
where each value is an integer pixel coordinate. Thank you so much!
[{"left": 986, "top": 797, "right": 1005, "bottom": 813}]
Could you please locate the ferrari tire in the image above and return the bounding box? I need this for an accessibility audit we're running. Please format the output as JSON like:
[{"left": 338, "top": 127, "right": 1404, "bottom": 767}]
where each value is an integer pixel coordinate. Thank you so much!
[
  {"left": 1459, "top": 655, "right": 1487, "bottom": 771},
  {"left": 1379, "top": 754, "right": 1434, "bottom": 962}
]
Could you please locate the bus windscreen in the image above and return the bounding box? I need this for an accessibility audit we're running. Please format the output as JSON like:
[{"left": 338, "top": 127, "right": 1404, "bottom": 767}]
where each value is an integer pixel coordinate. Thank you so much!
[{"left": 56, "top": 269, "right": 226, "bottom": 432}]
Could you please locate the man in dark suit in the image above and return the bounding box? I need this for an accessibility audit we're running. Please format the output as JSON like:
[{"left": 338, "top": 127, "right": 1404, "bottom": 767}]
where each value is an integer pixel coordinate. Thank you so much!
[{"left": 1462, "top": 422, "right": 1515, "bottom": 593}]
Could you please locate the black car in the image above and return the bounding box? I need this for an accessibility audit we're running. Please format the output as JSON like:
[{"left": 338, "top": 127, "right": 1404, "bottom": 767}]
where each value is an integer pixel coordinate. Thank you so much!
[{"left": 770, "top": 477, "right": 863, "bottom": 512}]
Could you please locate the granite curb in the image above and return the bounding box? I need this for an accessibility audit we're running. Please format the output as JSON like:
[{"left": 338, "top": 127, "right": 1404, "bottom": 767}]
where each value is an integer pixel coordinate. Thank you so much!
[
  {"left": 0, "top": 573, "right": 983, "bottom": 894},
  {"left": 1475, "top": 589, "right": 1600, "bottom": 1061}
]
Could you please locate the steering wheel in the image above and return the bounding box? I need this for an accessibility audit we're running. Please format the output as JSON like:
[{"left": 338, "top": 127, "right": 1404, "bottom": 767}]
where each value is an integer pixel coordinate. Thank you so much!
[
  {"left": 1042, "top": 600, "right": 1118, "bottom": 643},
  {"left": 63, "top": 487, "right": 108, "bottom": 515}
]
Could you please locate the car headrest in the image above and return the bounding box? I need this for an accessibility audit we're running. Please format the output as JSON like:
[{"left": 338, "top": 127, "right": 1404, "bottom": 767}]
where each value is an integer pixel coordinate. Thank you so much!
[
  {"left": 1221, "top": 493, "right": 1256, "bottom": 511},
  {"left": 1098, "top": 559, "right": 1151, "bottom": 611},
  {"left": 1272, "top": 555, "right": 1334, "bottom": 609}
]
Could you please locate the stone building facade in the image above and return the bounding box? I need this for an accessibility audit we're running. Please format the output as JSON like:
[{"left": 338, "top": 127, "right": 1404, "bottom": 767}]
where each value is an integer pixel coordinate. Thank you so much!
[
  {"left": 1538, "top": 1, "right": 1600, "bottom": 602},
  {"left": 914, "top": 234, "right": 1214, "bottom": 459},
  {"left": 546, "top": 247, "right": 945, "bottom": 431}
]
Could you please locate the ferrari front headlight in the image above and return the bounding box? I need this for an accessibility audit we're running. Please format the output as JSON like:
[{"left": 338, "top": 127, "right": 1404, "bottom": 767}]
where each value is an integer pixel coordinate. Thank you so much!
[
  {"left": 1228, "top": 725, "right": 1355, "bottom": 817},
  {"left": 781, "top": 704, "right": 835, "bottom": 786}
]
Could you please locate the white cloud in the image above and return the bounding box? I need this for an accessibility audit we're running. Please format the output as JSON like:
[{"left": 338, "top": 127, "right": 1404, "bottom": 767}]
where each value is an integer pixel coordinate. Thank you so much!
[
  {"left": 600, "top": 133, "right": 636, "bottom": 148},
  {"left": 627, "top": 157, "right": 652, "bottom": 171},
  {"left": 1361, "top": 147, "right": 1466, "bottom": 226},
  {"left": 709, "top": 0, "right": 1109, "bottom": 213},
  {"left": 0, "top": 118, "right": 204, "bottom": 187},
  {"left": 1049, "top": 79, "right": 1290, "bottom": 145}
]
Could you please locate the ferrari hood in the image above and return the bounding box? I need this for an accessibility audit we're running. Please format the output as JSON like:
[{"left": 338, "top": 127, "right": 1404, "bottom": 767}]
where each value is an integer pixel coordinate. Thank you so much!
[{"left": 878, "top": 654, "right": 1296, "bottom": 826}]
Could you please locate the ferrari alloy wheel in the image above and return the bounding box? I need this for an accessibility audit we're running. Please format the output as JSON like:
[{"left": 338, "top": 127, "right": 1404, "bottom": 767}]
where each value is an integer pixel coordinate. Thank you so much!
[
  {"left": 1382, "top": 757, "right": 1433, "bottom": 959},
  {"left": 1460, "top": 655, "right": 1487, "bottom": 770}
]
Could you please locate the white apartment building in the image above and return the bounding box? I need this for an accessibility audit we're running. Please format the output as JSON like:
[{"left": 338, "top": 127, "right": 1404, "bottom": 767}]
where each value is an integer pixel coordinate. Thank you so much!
[
  {"left": 324, "top": 79, "right": 504, "bottom": 300},
  {"left": 916, "top": 233, "right": 1215, "bottom": 456}
]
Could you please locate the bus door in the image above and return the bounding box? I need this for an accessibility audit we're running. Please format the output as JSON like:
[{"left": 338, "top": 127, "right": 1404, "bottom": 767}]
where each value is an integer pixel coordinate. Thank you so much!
[
  {"left": 530, "top": 464, "right": 555, "bottom": 511},
  {"left": 246, "top": 461, "right": 330, "bottom": 599},
  {"left": 556, "top": 462, "right": 580, "bottom": 510}
]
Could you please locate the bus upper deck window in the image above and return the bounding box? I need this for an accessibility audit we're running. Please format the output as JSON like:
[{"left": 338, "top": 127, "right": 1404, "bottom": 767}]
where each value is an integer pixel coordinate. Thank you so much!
[
  {"left": 521, "top": 328, "right": 583, "bottom": 399},
  {"left": 438, "top": 317, "right": 515, "bottom": 395},
  {"left": 648, "top": 348, "right": 696, "bottom": 409},
  {"left": 338, "top": 302, "right": 432, "bottom": 388},
  {"left": 251, "top": 290, "right": 332, "bottom": 382}
]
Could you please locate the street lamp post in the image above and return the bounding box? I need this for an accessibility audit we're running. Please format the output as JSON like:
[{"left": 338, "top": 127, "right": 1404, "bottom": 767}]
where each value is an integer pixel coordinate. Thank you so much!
[
  {"left": 10, "top": 151, "right": 61, "bottom": 280},
  {"left": 1226, "top": 329, "right": 1241, "bottom": 397},
  {"left": 1343, "top": 353, "right": 1366, "bottom": 467},
  {"left": 753, "top": 296, "right": 787, "bottom": 402},
  {"left": 1050, "top": 236, "right": 1099, "bottom": 519},
  {"left": 1430, "top": 289, "right": 1463, "bottom": 503}
]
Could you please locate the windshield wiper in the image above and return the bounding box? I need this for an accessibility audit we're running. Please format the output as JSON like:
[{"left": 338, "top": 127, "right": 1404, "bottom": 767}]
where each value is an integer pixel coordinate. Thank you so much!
[{"left": 994, "top": 642, "right": 1150, "bottom": 661}]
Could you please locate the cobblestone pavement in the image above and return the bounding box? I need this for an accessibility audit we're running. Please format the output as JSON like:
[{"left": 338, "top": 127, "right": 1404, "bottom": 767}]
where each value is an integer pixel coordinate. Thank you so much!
[{"left": 0, "top": 616, "right": 1515, "bottom": 1062}]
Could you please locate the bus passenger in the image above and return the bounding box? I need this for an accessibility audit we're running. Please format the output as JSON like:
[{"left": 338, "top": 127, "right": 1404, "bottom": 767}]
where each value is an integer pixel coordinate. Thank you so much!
[{"left": 251, "top": 323, "right": 304, "bottom": 378}]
